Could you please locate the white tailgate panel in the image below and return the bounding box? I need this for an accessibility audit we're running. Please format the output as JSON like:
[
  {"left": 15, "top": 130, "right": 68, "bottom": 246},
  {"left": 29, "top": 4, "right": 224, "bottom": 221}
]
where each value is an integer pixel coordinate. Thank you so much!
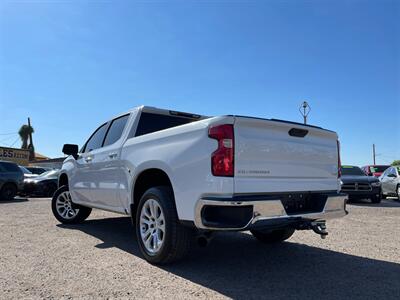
[{"left": 234, "top": 118, "right": 340, "bottom": 194}]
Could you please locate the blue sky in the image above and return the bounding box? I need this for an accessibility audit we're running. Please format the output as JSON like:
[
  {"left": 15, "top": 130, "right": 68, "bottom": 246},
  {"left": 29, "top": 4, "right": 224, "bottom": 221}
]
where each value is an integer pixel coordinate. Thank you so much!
[{"left": 0, "top": 0, "right": 399, "bottom": 166}]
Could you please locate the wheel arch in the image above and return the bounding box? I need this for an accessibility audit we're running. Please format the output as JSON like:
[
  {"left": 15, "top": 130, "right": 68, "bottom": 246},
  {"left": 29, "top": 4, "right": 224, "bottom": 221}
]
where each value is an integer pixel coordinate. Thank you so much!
[
  {"left": 58, "top": 172, "right": 69, "bottom": 188},
  {"left": 131, "top": 168, "right": 175, "bottom": 219},
  {"left": 1, "top": 181, "right": 18, "bottom": 190}
]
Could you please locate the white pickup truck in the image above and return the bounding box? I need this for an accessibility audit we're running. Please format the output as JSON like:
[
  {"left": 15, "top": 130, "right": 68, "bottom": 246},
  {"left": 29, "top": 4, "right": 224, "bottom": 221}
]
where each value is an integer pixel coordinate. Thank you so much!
[{"left": 53, "top": 105, "right": 347, "bottom": 264}]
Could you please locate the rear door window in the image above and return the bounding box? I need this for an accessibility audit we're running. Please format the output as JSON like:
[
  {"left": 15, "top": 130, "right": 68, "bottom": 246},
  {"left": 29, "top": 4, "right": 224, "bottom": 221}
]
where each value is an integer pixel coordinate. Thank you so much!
[
  {"left": 132, "top": 112, "right": 195, "bottom": 137},
  {"left": 0, "top": 162, "right": 20, "bottom": 172},
  {"left": 83, "top": 123, "right": 109, "bottom": 153},
  {"left": 103, "top": 114, "right": 129, "bottom": 147}
]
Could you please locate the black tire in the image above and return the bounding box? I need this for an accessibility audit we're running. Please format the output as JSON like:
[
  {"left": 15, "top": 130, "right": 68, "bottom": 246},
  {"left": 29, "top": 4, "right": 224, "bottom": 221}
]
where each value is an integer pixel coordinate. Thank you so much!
[
  {"left": 135, "top": 186, "right": 193, "bottom": 264},
  {"left": 0, "top": 183, "right": 17, "bottom": 201},
  {"left": 371, "top": 194, "right": 381, "bottom": 204},
  {"left": 45, "top": 183, "right": 57, "bottom": 197},
  {"left": 51, "top": 185, "right": 92, "bottom": 224},
  {"left": 250, "top": 228, "right": 295, "bottom": 243},
  {"left": 397, "top": 185, "right": 400, "bottom": 200}
]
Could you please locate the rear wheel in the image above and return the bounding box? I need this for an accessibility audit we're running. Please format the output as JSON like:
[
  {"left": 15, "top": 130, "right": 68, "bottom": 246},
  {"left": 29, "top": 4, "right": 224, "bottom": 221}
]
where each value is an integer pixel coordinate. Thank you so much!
[
  {"left": 51, "top": 185, "right": 92, "bottom": 224},
  {"left": 250, "top": 228, "right": 295, "bottom": 243},
  {"left": 136, "top": 186, "right": 193, "bottom": 264},
  {"left": 397, "top": 185, "right": 400, "bottom": 200},
  {"left": 0, "top": 183, "right": 17, "bottom": 201}
]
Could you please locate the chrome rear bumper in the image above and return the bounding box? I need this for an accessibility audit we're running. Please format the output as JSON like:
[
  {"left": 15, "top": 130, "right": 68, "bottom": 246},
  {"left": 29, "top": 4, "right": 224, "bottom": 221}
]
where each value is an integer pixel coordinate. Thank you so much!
[{"left": 194, "top": 193, "right": 347, "bottom": 230}]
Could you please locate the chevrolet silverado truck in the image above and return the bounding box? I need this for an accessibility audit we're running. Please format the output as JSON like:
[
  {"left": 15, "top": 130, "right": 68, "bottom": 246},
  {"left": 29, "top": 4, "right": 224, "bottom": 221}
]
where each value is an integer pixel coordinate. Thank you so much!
[{"left": 52, "top": 106, "right": 347, "bottom": 264}]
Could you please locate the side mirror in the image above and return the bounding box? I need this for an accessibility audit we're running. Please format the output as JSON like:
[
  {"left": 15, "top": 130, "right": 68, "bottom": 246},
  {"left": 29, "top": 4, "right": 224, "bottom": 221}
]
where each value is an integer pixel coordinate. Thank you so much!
[
  {"left": 62, "top": 144, "right": 79, "bottom": 159},
  {"left": 387, "top": 173, "right": 396, "bottom": 178}
]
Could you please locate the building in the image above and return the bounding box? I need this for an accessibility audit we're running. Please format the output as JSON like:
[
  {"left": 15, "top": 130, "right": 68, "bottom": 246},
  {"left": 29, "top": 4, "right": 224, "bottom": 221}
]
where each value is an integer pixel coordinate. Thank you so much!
[
  {"left": 29, "top": 157, "right": 66, "bottom": 169},
  {"left": 0, "top": 145, "right": 65, "bottom": 169}
]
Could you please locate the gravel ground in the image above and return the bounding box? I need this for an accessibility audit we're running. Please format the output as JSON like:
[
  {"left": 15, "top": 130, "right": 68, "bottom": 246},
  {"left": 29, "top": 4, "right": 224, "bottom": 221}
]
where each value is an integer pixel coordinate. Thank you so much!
[{"left": 1, "top": 197, "right": 399, "bottom": 300}]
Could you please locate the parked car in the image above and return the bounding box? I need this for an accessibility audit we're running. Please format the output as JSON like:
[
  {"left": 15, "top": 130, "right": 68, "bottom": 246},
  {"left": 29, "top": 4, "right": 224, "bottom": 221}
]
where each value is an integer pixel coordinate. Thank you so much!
[
  {"left": 0, "top": 160, "right": 24, "bottom": 200},
  {"left": 26, "top": 166, "right": 51, "bottom": 175},
  {"left": 22, "top": 169, "right": 59, "bottom": 197},
  {"left": 361, "top": 165, "right": 390, "bottom": 177},
  {"left": 380, "top": 166, "right": 400, "bottom": 199},
  {"left": 340, "top": 165, "right": 381, "bottom": 203},
  {"left": 52, "top": 106, "right": 347, "bottom": 264},
  {"left": 19, "top": 166, "right": 38, "bottom": 179}
]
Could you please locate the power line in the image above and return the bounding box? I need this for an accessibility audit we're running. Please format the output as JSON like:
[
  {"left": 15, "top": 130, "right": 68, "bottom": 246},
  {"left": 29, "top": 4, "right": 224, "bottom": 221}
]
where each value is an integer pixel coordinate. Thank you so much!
[
  {"left": 0, "top": 132, "right": 17, "bottom": 135},
  {"left": 9, "top": 137, "right": 20, "bottom": 147},
  {"left": 0, "top": 134, "right": 18, "bottom": 144}
]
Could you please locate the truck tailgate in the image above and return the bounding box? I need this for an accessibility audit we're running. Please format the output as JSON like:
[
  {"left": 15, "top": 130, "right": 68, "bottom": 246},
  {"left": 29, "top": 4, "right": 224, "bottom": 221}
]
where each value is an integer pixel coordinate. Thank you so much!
[{"left": 234, "top": 117, "right": 340, "bottom": 194}]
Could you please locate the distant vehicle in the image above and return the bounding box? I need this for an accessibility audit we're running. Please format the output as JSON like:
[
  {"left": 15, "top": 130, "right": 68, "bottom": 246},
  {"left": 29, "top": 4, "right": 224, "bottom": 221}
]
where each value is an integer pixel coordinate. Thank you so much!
[
  {"left": 0, "top": 161, "right": 24, "bottom": 200},
  {"left": 19, "top": 166, "right": 38, "bottom": 179},
  {"left": 340, "top": 165, "right": 381, "bottom": 203},
  {"left": 26, "top": 166, "right": 51, "bottom": 175},
  {"left": 380, "top": 166, "right": 400, "bottom": 199},
  {"left": 22, "top": 170, "right": 59, "bottom": 197},
  {"left": 53, "top": 105, "right": 346, "bottom": 264},
  {"left": 361, "top": 165, "right": 390, "bottom": 177}
]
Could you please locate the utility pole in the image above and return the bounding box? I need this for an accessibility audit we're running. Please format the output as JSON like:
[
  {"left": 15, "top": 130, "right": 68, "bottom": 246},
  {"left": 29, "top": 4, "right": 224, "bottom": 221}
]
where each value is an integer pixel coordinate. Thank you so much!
[
  {"left": 28, "top": 117, "right": 35, "bottom": 161},
  {"left": 372, "top": 144, "right": 376, "bottom": 165},
  {"left": 299, "top": 101, "right": 311, "bottom": 124}
]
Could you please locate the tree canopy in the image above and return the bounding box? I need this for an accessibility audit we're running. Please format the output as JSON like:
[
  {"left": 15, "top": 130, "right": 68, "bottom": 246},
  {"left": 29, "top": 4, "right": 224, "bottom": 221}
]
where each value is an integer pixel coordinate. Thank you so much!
[
  {"left": 18, "top": 124, "right": 34, "bottom": 149},
  {"left": 392, "top": 160, "right": 400, "bottom": 166}
]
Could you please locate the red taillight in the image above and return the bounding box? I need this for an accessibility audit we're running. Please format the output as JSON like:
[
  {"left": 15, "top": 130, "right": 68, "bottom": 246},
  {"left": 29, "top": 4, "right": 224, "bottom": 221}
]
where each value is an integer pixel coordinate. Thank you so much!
[
  {"left": 208, "top": 124, "right": 234, "bottom": 177},
  {"left": 337, "top": 140, "right": 341, "bottom": 178}
]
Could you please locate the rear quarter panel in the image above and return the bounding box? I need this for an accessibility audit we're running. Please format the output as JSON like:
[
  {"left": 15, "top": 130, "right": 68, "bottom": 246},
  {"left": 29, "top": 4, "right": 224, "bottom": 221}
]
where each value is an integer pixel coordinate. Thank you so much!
[{"left": 120, "top": 116, "right": 235, "bottom": 221}]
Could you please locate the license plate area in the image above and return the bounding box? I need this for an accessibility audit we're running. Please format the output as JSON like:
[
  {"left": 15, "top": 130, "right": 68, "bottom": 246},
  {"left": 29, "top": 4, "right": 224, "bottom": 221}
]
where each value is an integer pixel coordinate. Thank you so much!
[{"left": 280, "top": 193, "right": 327, "bottom": 215}]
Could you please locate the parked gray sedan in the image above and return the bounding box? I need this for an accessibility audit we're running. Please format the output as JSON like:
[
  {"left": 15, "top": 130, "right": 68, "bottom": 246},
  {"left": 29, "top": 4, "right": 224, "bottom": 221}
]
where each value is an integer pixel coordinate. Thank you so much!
[
  {"left": 0, "top": 161, "right": 24, "bottom": 200},
  {"left": 380, "top": 166, "right": 400, "bottom": 199}
]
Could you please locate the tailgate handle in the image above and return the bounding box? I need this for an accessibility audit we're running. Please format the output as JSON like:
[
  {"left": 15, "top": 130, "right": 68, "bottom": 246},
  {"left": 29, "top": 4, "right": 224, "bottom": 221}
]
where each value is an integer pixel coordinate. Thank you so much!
[{"left": 288, "top": 128, "right": 308, "bottom": 137}]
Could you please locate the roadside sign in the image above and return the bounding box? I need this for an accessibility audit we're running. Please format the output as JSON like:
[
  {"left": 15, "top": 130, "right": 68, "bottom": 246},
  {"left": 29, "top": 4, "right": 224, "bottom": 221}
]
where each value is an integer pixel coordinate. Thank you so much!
[{"left": 0, "top": 146, "right": 30, "bottom": 165}]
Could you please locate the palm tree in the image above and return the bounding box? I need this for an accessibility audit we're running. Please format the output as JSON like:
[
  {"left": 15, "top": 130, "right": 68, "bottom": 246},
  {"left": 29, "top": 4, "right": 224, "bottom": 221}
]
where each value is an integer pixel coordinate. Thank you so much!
[{"left": 18, "top": 124, "right": 34, "bottom": 149}]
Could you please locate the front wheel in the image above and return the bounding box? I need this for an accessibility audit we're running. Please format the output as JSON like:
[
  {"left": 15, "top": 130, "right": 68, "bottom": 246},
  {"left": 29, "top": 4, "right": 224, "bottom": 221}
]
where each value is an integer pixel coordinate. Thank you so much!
[
  {"left": 250, "top": 228, "right": 295, "bottom": 243},
  {"left": 0, "top": 183, "right": 17, "bottom": 201},
  {"left": 51, "top": 186, "right": 92, "bottom": 224},
  {"left": 136, "top": 186, "right": 193, "bottom": 264},
  {"left": 371, "top": 194, "right": 381, "bottom": 204}
]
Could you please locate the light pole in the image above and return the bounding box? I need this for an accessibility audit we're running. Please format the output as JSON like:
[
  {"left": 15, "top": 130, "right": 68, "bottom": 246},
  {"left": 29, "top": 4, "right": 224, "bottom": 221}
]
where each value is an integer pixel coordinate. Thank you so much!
[
  {"left": 299, "top": 101, "right": 311, "bottom": 124},
  {"left": 373, "top": 144, "right": 376, "bottom": 165}
]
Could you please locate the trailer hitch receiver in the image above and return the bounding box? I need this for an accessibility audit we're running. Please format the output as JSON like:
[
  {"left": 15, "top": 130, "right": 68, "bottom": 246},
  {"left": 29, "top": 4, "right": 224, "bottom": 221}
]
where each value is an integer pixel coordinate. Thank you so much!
[{"left": 311, "top": 221, "right": 328, "bottom": 239}]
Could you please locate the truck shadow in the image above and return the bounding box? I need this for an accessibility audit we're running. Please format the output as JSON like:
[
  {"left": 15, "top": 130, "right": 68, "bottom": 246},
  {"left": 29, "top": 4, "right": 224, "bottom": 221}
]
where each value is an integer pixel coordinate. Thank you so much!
[
  {"left": 348, "top": 198, "right": 400, "bottom": 208},
  {"left": 59, "top": 217, "right": 400, "bottom": 299}
]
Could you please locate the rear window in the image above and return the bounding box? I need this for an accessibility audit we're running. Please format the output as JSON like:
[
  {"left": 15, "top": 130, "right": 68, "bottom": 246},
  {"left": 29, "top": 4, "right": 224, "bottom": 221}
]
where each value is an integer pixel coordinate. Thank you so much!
[
  {"left": 132, "top": 112, "right": 196, "bottom": 137},
  {"left": 0, "top": 162, "right": 21, "bottom": 172},
  {"left": 341, "top": 166, "right": 365, "bottom": 176},
  {"left": 370, "top": 166, "right": 389, "bottom": 173}
]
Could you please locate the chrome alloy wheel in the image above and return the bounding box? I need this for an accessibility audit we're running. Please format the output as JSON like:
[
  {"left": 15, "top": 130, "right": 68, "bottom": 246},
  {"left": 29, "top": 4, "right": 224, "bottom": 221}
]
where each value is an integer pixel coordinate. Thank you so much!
[
  {"left": 55, "top": 191, "right": 79, "bottom": 220},
  {"left": 140, "top": 198, "right": 166, "bottom": 255}
]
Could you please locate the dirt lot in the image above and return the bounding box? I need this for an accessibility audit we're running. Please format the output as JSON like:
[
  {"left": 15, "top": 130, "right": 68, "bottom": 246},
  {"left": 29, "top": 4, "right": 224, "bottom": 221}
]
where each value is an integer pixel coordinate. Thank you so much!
[{"left": 1, "top": 197, "right": 399, "bottom": 300}]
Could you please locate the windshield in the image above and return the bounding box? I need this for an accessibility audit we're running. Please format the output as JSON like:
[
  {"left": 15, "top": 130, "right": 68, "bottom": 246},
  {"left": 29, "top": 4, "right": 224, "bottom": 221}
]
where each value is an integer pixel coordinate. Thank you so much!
[
  {"left": 341, "top": 166, "right": 365, "bottom": 176},
  {"left": 370, "top": 166, "right": 389, "bottom": 173},
  {"left": 19, "top": 166, "right": 32, "bottom": 174}
]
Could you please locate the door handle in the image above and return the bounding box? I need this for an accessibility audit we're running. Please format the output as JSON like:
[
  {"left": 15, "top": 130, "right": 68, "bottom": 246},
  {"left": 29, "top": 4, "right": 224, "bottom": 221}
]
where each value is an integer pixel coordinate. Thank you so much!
[
  {"left": 84, "top": 156, "right": 93, "bottom": 163},
  {"left": 108, "top": 152, "right": 118, "bottom": 159}
]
